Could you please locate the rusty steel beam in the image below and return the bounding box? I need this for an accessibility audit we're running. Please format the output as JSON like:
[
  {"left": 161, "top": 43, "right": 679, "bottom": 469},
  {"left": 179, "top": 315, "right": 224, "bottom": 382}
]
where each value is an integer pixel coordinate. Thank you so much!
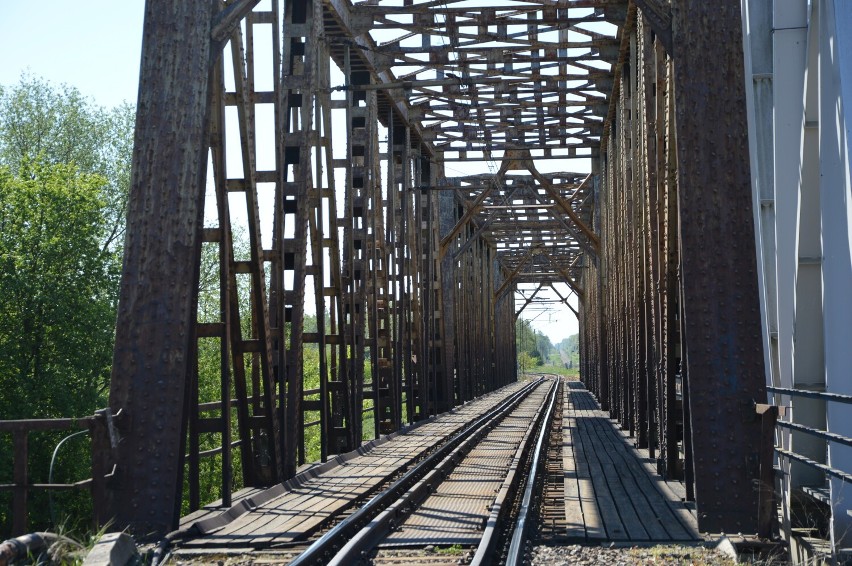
[
  {"left": 438, "top": 185, "right": 495, "bottom": 259},
  {"left": 342, "top": 49, "right": 374, "bottom": 449},
  {"left": 438, "top": 183, "right": 458, "bottom": 413},
  {"left": 633, "top": 0, "right": 672, "bottom": 55},
  {"left": 211, "top": 0, "right": 261, "bottom": 43},
  {"left": 671, "top": 0, "right": 768, "bottom": 534},
  {"left": 323, "top": 0, "right": 431, "bottom": 155},
  {"left": 514, "top": 284, "right": 545, "bottom": 320},
  {"left": 493, "top": 247, "right": 538, "bottom": 303},
  {"left": 224, "top": 4, "right": 281, "bottom": 485},
  {"left": 107, "top": 0, "right": 214, "bottom": 538}
]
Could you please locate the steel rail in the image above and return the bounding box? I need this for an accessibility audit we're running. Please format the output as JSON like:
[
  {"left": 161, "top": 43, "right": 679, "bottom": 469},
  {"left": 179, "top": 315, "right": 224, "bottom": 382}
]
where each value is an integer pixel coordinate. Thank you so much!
[
  {"left": 503, "top": 379, "right": 560, "bottom": 565},
  {"left": 288, "top": 378, "right": 544, "bottom": 566},
  {"left": 472, "top": 378, "right": 558, "bottom": 566},
  {"left": 327, "top": 379, "right": 558, "bottom": 566}
]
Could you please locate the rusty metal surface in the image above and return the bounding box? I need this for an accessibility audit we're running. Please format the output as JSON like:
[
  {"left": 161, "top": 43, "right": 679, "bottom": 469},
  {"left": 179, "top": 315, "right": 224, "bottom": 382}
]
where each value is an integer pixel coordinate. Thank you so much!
[
  {"left": 107, "top": 0, "right": 215, "bottom": 538},
  {"left": 670, "top": 0, "right": 768, "bottom": 534}
]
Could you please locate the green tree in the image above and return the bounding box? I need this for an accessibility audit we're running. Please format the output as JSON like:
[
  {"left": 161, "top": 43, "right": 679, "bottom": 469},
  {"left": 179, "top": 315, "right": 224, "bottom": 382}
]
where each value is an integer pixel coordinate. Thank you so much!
[
  {"left": 0, "top": 160, "right": 115, "bottom": 415},
  {"left": 518, "top": 351, "right": 536, "bottom": 375},
  {"left": 0, "top": 74, "right": 134, "bottom": 253},
  {"left": 0, "top": 75, "right": 134, "bottom": 536},
  {"left": 515, "top": 318, "right": 554, "bottom": 366},
  {"left": 0, "top": 160, "right": 117, "bottom": 534}
]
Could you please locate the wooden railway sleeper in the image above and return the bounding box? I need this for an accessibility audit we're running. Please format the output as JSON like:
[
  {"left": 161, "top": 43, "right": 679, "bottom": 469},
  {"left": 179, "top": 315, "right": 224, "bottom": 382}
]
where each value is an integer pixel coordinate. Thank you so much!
[
  {"left": 473, "top": 379, "right": 559, "bottom": 566},
  {"left": 288, "top": 378, "right": 545, "bottom": 566},
  {"left": 327, "top": 379, "right": 558, "bottom": 566}
]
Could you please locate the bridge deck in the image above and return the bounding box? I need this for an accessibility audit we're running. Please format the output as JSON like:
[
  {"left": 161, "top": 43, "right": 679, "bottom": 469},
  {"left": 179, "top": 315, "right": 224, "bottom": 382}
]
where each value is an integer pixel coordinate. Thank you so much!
[
  {"left": 175, "top": 379, "right": 698, "bottom": 557},
  {"left": 178, "top": 382, "right": 528, "bottom": 551},
  {"left": 563, "top": 382, "right": 699, "bottom": 543},
  {"left": 380, "top": 382, "right": 552, "bottom": 547}
]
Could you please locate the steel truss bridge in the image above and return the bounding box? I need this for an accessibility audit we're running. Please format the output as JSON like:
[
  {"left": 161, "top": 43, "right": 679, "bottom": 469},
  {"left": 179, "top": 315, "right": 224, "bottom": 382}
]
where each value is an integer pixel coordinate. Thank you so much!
[{"left": 3, "top": 0, "right": 852, "bottom": 558}]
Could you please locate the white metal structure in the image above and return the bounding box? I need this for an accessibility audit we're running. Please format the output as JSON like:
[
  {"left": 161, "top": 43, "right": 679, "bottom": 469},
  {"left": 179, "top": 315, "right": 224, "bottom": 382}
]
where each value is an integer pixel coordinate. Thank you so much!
[{"left": 742, "top": 0, "right": 852, "bottom": 554}]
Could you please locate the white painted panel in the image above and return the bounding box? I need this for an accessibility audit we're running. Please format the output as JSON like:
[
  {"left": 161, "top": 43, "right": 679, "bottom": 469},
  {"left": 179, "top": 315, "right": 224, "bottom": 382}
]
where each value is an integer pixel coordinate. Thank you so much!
[
  {"left": 820, "top": 0, "right": 852, "bottom": 549},
  {"left": 773, "top": 2, "right": 808, "bottom": 391}
]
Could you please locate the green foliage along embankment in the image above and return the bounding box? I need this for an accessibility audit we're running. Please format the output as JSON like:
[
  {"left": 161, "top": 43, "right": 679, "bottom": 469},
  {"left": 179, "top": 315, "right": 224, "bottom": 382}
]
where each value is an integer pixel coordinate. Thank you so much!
[
  {"left": 0, "top": 75, "right": 133, "bottom": 537},
  {"left": 515, "top": 318, "right": 580, "bottom": 378}
]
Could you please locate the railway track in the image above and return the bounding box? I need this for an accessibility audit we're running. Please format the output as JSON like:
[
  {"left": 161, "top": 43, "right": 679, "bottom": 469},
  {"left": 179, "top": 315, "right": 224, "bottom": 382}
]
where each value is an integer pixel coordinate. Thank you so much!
[
  {"left": 537, "top": 383, "right": 566, "bottom": 544},
  {"left": 169, "top": 378, "right": 554, "bottom": 564},
  {"left": 170, "top": 376, "right": 701, "bottom": 565},
  {"left": 284, "top": 377, "right": 560, "bottom": 566}
]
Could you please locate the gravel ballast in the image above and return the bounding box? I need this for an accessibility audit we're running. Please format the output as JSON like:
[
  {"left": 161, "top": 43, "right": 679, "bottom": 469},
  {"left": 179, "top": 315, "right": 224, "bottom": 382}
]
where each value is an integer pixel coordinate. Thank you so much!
[{"left": 531, "top": 543, "right": 737, "bottom": 565}]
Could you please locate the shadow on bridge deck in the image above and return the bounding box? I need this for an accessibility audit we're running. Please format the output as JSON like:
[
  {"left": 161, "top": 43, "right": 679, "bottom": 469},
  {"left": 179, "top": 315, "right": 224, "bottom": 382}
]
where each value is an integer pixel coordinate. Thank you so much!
[
  {"left": 175, "top": 382, "right": 529, "bottom": 552},
  {"left": 173, "top": 379, "right": 699, "bottom": 557},
  {"left": 563, "top": 381, "right": 700, "bottom": 543}
]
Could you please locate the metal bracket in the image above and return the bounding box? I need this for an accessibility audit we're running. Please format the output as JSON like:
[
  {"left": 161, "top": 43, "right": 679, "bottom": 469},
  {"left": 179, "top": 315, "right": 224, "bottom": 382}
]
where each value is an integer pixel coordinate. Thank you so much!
[{"left": 96, "top": 408, "right": 123, "bottom": 450}]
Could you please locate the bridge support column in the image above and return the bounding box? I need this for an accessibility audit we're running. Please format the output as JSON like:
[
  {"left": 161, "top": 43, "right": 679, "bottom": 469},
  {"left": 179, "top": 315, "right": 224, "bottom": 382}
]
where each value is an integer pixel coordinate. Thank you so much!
[
  {"left": 107, "top": 0, "right": 215, "bottom": 537},
  {"left": 819, "top": 1, "right": 852, "bottom": 547},
  {"left": 671, "top": 0, "right": 768, "bottom": 534},
  {"left": 342, "top": 56, "right": 377, "bottom": 445},
  {"left": 438, "top": 185, "right": 458, "bottom": 411}
]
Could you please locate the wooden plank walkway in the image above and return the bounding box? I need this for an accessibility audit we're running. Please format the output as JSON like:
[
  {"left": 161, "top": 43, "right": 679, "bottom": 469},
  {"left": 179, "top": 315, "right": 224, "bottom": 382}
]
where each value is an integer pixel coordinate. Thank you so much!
[{"left": 563, "top": 381, "right": 700, "bottom": 543}]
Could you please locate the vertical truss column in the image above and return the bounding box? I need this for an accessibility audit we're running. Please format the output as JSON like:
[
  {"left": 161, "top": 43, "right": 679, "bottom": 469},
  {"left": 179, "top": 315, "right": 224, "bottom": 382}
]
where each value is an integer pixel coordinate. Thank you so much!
[
  {"left": 454, "top": 229, "right": 470, "bottom": 402},
  {"left": 482, "top": 246, "right": 496, "bottom": 394},
  {"left": 492, "top": 257, "right": 514, "bottom": 388},
  {"left": 633, "top": 23, "right": 652, "bottom": 450},
  {"left": 396, "top": 128, "right": 423, "bottom": 423},
  {"left": 381, "top": 117, "right": 402, "bottom": 431},
  {"left": 592, "top": 162, "right": 609, "bottom": 410},
  {"left": 277, "top": 0, "right": 310, "bottom": 478},
  {"left": 312, "top": 29, "right": 348, "bottom": 459},
  {"left": 627, "top": 30, "right": 643, "bottom": 443},
  {"left": 661, "top": 55, "right": 682, "bottom": 483},
  {"left": 437, "top": 176, "right": 458, "bottom": 413},
  {"left": 637, "top": 21, "right": 661, "bottom": 455},
  {"left": 341, "top": 57, "right": 373, "bottom": 446},
  {"left": 108, "top": 0, "right": 216, "bottom": 537},
  {"left": 195, "top": 2, "right": 285, "bottom": 509},
  {"left": 413, "top": 154, "right": 434, "bottom": 418},
  {"left": 420, "top": 158, "right": 442, "bottom": 417},
  {"left": 616, "top": 51, "right": 631, "bottom": 430},
  {"left": 672, "top": 0, "right": 768, "bottom": 533},
  {"left": 195, "top": 56, "right": 235, "bottom": 509},
  {"left": 475, "top": 244, "right": 487, "bottom": 396},
  {"left": 278, "top": 0, "right": 348, "bottom": 474},
  {"left": 365, "top": 107, "right": 391, "bottom": 438}
]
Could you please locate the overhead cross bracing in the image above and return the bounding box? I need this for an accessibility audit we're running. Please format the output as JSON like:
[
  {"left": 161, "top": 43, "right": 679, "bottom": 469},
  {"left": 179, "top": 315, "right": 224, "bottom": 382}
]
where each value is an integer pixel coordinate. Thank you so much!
[
  {"left": 440, "top": 170, "right": 593, "bottom": 292},
  {"left": 320, "top": 0, "right": 617, "bottom": 297},
  {"left": 323, "top": 7, "right": 617, "bottom": 172},
  {"left": 323, "top": 0, "right": 618, "bottom": 160}
]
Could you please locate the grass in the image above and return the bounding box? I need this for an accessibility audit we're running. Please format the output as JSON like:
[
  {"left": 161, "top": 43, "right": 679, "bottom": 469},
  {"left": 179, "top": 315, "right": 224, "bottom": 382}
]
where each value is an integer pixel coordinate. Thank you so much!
[{"left": 433, "top": 544, "right": 465, "bottom": 555}]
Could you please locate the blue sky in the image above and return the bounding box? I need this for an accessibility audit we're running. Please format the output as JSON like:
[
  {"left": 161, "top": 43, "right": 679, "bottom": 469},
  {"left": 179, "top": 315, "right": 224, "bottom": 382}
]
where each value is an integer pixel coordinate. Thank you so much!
[{"left": 0, "top": 1, "right": 145, "bottom": 107}]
